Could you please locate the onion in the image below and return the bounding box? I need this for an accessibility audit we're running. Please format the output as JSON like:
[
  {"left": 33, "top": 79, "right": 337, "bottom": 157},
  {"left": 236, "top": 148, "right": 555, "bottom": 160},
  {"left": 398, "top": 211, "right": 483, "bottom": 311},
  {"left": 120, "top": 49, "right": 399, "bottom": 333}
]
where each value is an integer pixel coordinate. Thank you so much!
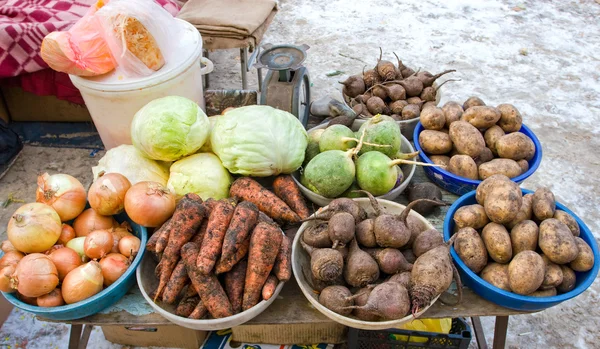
[
  {"left": 99, "top": 253, "right": 130, "bottom": 286},
  {"left": 66, "top": 237, "right": 87, "bottom": 261},
  {"left": 73, "top": 208, "right": 117, "bottom": 237},
  {"left": 124, "top": 181, "right": 175, "bottom": 227},
  {"left": 0, "top": 265, "right": 16, "bottom": 293},
  {"left": 88, "top": 173, "right": 131, "bottom": 216},
  {"left": 7, "top": 203, "right": 62, "bottom": 253},
  {"left": 12, "top": 253, "right": 59, "bottom": 297},
  {"left": 36, "top": 173, "right": 87, "bottom": 221},
  {"left": 0, "top": 251, "right": 24, "bottom": 269},
  {"left": 43, "top": 244, "right": 64, "bottom": 255},
  {"left": 57, "top": 224, "right": 76, "bottom": 245},
  {"left": 17, "top": 293, "right": 38, "bottom": 305},
  {"left": 61, "top": 261, "right": 104, "bottom": 304},
  {"left": 111, "top": 225, "right": 133, "bottom": 253},
  {"left": 118, "top": 235, "right": 141, "bottom": 258},
  {"left": 84, "top": 230, "right": 114, "bottom": 259},
  {"left": 37, "top": 288, "right": 64, "bottom": 307},
  {"left": 1, "top": 240, "right": 17, "bottom": 253},
  {"left": 49, "top": 247, "right": 82, "bottom": 281}
]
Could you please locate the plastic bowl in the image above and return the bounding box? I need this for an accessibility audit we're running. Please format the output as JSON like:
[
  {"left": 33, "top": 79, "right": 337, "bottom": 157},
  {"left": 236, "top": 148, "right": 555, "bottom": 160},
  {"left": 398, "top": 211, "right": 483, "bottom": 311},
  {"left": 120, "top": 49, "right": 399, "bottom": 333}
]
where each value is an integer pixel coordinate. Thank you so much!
[
  {"left": 443, "top": 189, "right": 599, "bottom": 311},
  {"left": 340, "top": 79, "right": 443, "bottom": 141},
  {"left": 292, "top": 198, "right": 440, "bottom": 330},
  {"left": 0, "top": 212, "right": 147, "bottom": 321},
  {"left": 136, "top": 233, "right": 285, "bottom": 331},
  {"left": 293, "top": 120, "right": 416, "bottom": 207},
  {"left": 413, "top": 122, "right": 542, "bottom": 195}
]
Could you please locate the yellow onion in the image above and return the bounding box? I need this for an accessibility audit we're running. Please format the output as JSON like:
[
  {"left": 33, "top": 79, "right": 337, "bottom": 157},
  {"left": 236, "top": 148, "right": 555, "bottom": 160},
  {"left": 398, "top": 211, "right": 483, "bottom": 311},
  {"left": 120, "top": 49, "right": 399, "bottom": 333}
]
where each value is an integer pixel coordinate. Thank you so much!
[
  {"left": 7, "top": 203, "right": 61, "bottom": 253},
  {"left": 0, "top": 251, "right": 24, "bottom": 269},
  {"left": 37, "top": 288, "right": 64, "bottom": 307},
  {"left": 36, "top": 173, "right": 87, "bottom": 221},
  {"left": 49, "top": 247, "right": 82, "bottom": 281},
  {"left": 57, "top": 224, "right": 76, "bottom": 245},
  {"left": 0, "top": 265, "right": 16, "bottom": 293},
  {"left": 12, "top": 253, "right": 59, "bottom": 297},
  {"left": 88, "top": 173, "right": 131, "bottom": 216},
  {"left": 99, "top": 253, "right": 130, "bottom": 286},
  {"left": 124, "top": 181, "right": 175, "bottom": 227},
  {"left": 118, "top": 235, "right": 141, "bottom": 258},
  {"left": 73, "top": 208, "right": 117, "bottom": 237},
  {"left": 61, "top": 261, "right": 103, "bottom": 304},
  {"left": 84, "top": 230, "right": 114, "bottom": 260},
  {"left": 1, "top": 240, "right": 17, "bottom": 253}
]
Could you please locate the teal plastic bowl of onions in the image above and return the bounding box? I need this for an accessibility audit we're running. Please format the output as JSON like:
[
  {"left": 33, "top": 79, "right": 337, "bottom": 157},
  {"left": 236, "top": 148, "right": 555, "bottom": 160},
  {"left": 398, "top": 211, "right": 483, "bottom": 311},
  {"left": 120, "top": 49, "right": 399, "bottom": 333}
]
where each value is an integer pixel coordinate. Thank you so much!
[{"left": 0, "top": 211, "right": 147, "bottom": 321}]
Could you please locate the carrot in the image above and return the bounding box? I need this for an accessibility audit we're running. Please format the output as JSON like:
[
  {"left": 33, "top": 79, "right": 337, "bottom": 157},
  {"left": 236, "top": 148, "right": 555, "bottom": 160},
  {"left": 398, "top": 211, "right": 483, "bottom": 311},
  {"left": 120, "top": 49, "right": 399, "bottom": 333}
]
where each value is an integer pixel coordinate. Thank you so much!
[
  {"left": 258, "top": 211, "right": 275, "bottom": 224},
  {"left": 224, "top": 259, "right": 247, "bottom": 314},
  {"left": 242, "top": 222, "right": 283, "bottom": 311},
  {"left": 196, "top": 199, "right": 236, "bottom": 274},
  {"left": 154, "top": 218, "right": 173, "bottom": 254},
  {"left": 176, "top": 296, "right": 199, "bottom": 317},
  {"left": 181, "top": 242, "right": 233, "bottom": 318},
  {"left": 218, "top": 201, "right": 259, "bottom": 274},
  {"left": 230, "top": 177, "right": 301, "bottom": 224},
  {"left": 273, "top": 175, "right": 310, "bottom": 219},
  {"left": 262, "top": 274, "right": 279, "bottom": 301},
  {"left": 154, "top": 260, "right": 162, "bottom": 279},
  {"left": 272, "top": 235, "right": 292, "bottom": 281},
  {"left": 215, "top": 233, "right": 251, "bottom": 274},
  {"left": 183, "top": 284, "right": 198, "bottom": 299},
  {"left": 162, "top": 259, "right": 189, "bottom": 304},
  {"left": 154, "top": 194, "right": 205, "bottom": 301},
  {"left": 188, "top": 298, "right": 208, "bottom": 319},
  {"left": 146, "top": 228, "right": 162, "bottom": 253}
]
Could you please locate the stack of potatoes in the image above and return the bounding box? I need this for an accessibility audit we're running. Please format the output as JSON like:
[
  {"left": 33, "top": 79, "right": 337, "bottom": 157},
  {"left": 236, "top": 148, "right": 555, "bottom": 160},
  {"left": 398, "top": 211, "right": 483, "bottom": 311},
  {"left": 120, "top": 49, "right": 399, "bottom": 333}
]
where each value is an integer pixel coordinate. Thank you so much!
[
  {"left": 418, "top": 96, "right": 535, "bottom": 180},
  {"left": 453, "top": 175, "right": 594, "bottom": 296}
]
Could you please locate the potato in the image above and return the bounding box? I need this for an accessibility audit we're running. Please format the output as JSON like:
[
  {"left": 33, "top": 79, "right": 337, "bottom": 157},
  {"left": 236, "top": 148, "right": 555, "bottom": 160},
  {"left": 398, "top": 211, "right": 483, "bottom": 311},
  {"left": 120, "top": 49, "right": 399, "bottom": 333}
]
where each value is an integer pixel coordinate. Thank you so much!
[
  {"left": 453, "top": 204, "right": 489, "bottom": 229},
  {"left": 554, "top": 210, "right": 580, "bottom": 237},
  {"left": 495, "top": 132, "right": 535, "bottom": 161},
  {"left": 439, "top": 128, "right": 450, "bottom": 134},
  {"left": 517, "top": 159, "right": 529, "bottom": 174},
  {"left": 420, "top": 107, "right": 446, "bottom": 130},
  {"left": 532, "top": 188, "right": 556, "bottom": 220},
  {"left": 539, "top": 219, "right": 579, "bottom": 264},
  {"left": 480, "top": 263, "right": 511, "bottom": 291},
  {"left": 557, "top": 265, "right": 576, "bottom": 293},
  {"left": 496, "top": 104, "right": 523, "bottom": 133},
  {"left": 540, "top": 255, "right": 563, "bottom": 289},
  {"left": 484, "top": 125, "right": 505, "bottom": 155},
  {"left": 478, "top": 159, "right": 522, "bottom": 180},
  {"left": 419, "top": 130, "right": 453, "bottom": 155},
  {"left": 461, "top": 106, "right": 501, "bottom": 129},
  {"left": 442, "top": 101, "right": 463, "bottom": 128},
  {"left": 507, "top": 193, "right": 533, "bottom": 229},
  {"left": 508, "top": 251, "right": 545, "bottom": 295},
  {"left": 570, "top": 237, "right": 594, "bottom": 272},
  {"left": 454, "top": 227, "right": 488, "bottom": 273},
  {"left": 463, "top": 96, "right": 486, "bottom": 110},
  {"left": 447, "top": 155, "right": 478, "bottom": 180},
  {"left": 482, "top": 223, "right": 512, "bottom": 264},
  {"left": 530, "top": 288, "right": 557, "bottom": 297},
  {"left": 475, "top": 174, "right": 511, "bottom": 205},
  {"left": 510, "top": 220, "right": 538, "bottom": 255},
  {"left": 449, "top": 121, "right": 486, "bottom": 158},
  {"left": 429, "top": 155, "right": 450, "bottom": 167},
  {"left": 474, "top": 147, "right": 494, "bottom": 167},
  {"left": 484, "top": 180, "right": 523, "bottom": 224}
]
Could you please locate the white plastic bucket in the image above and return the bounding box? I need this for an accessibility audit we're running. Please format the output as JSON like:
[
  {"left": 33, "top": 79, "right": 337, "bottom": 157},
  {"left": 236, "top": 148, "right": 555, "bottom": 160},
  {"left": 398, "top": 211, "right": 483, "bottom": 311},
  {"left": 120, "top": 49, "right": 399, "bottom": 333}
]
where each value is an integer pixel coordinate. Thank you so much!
[{"left": 70, "top": 19, "right": 213, "bottom": 150}]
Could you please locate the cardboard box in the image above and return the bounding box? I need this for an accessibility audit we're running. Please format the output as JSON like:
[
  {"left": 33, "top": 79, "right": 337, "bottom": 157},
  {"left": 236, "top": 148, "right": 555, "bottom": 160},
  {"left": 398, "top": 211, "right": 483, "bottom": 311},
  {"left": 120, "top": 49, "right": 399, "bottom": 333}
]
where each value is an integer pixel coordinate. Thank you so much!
[
  {"left": 1, "top": 86, "right": 91, "bottom": 122},
  {"left": 102, "top": 325, "right": 207, "bottom": 349},
  {"left": 203, "top": 329, "right": 334, "bottom": 349},
  {"left": 231, "top": 322, "right": 347, "bottom": 345}
]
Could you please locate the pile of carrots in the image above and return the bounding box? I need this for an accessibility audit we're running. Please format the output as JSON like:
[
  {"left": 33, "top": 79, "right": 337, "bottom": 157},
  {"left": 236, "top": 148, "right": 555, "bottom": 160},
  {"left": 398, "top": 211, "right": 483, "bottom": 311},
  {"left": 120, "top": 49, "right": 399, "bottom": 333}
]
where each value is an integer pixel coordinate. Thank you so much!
[{"left": 146, "top": 175, "right": 309, "bottom": 319}]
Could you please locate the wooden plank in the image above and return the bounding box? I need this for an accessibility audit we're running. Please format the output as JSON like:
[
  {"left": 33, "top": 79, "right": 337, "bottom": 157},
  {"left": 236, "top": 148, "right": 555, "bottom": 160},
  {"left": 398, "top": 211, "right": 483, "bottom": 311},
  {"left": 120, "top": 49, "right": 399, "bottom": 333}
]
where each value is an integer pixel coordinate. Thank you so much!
[
  {"left": 471, "top": 317, "right": 489, "bottom": 349},
  {"left": 493, "top": 316, "right": 509, "bottom": 349}
]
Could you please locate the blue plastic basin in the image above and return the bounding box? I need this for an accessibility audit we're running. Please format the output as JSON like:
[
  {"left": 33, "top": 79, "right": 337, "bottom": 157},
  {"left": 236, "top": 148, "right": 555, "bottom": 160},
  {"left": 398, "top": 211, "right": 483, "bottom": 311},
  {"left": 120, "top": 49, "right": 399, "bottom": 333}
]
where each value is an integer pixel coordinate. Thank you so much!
[
  {"left": 443, "top": 189, "right": 599, "bottom": 311},
  {"left": 1, "top": 212, "right": 147, "bottom": 321},
  {"left": 413, "top": 122, "right": 543, "bottom": 195}
]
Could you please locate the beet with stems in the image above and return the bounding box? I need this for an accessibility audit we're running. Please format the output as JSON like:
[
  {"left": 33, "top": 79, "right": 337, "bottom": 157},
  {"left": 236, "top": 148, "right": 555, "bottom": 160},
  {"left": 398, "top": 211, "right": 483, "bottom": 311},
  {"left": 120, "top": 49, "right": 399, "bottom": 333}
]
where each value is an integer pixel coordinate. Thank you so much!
[
  {"left": 402, "top": 104, "right": 421, "bottom": 120},
  {"left": 407, "top": 183, "right": 444, "bottom": 215},
  {"left": 302, "top": 222, "right": 332, "bottom": 248},
  {"left": 340, "top": 75, "right": 366, "bottom": 98},
  {"left": 319, "top": 285, "right": 353, "bottom": 316},
  {"left": 374, "top": 48, "right": 397, "bottom": 81},
  {"left": 412, "top": 228, "right": 444, "bottom": 257},
  {"left": 303, "top": 266, "right": 345, "bottom": 292},
  {"left": 366, "top": 96, "right": 386, "bottom": 115},
  {"left": 390, "top": 100, "right": 409, "bottom": 114},
  {"left": 388, "top": 271, "right": 412, "bottom": 289},
  {"left": 364, "top": 248, "right": 413, "bottom": 274},
  {"left": 402, "top": 249, "right": 417, "bottom": 264},
  {"left": 399, "top": 76, "right": 424, "bottom": 97},
  {"left": 355, "top": 218, "right": 377, "bottom": 247},
  {"left": 301, "top": 240, "right": 344, "bottom": 282},
  {"left": 415, "top": 70, "right": 456, "bottom": 88},
  {"left": 344, "top": 239, "right": 380, "bottom": 287},
  {"left": 305, "top": 197, "right": 367, "bottom": 223},
  {"left": 345, "top": 281, "right": 410, "bottom": 320},
  {"left": 406, "top": 96, "right": 425, "bottom": 107},
  {"left": 371, "top": 85, "right": 387, "bottom": 100},
  {"left": 420, "top": 79, "right": 458, "bottom": 102},
  {"left": 362, "top": 67, "right": 381, "bottom": 88},
  {"left": 351, "top": 287, "right": 379, "bottom": 321},
  {"left": 328, "top": 212, "right": 355, "bottom": 248}
]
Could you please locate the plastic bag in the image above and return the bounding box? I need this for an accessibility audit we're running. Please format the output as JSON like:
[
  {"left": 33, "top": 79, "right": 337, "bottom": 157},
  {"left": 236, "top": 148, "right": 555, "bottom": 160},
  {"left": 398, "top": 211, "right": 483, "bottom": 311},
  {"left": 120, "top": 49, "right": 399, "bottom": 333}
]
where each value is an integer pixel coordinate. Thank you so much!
[
  {"left": 40, "top": 0, "right": 116, "bottom": 76},
  {"left": 95, "top": 0, "right": 181, "bottom": 77},
  {"left": 392, "top": 318, "right": 452, "bottom": 343}
]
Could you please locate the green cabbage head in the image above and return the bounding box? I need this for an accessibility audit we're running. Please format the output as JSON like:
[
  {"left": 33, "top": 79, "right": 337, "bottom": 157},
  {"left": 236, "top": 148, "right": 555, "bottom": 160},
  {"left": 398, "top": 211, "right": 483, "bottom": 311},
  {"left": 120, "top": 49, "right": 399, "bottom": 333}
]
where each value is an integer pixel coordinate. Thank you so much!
[
  {"left": 92, "top": 145, "right": 171, "bottom": 186},
  {"left": 211, "top": 105, "right": 308, "bottom": 176},
  {"left": 131, "top": 96, "right": 210, "bottom": 161},
  {"left": 167, "top": 153, "right": 232, "bottom": 200}
]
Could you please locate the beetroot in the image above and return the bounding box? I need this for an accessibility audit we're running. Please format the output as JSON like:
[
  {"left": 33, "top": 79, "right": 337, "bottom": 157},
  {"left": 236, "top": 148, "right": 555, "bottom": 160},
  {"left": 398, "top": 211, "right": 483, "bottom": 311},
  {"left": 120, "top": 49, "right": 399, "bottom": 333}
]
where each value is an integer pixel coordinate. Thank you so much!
[
  {"left": 301, "top": 240, "right": 344, "bottom": 282},
  {"left": 363, "top": 67, "right": 381, "bottom": 88},
  {"left": 402, "top": 104, "right": 421, "bottom": 120},
  {"left": 345, "top": 281, "right": 410, "bottom": 320},
  {"left": 302, "top": 222, "right": 332, "bottom": 248},
  {"left": 351, "top": 287, "right": 379, "bottom": 321},
  {"left": 344, "top": 239, "right": 380, "bottom": 287},
  {"left": 388, "top": 271, "right": 412, "bottom": 289},
  {"left": 390, "top": 100, "right": 409, "bottom": 114},
  {"left": 415, "top": 70, "right": 456, "bottom": 88},
  {"left": 371, "top": 85, "right": 388, "bottom": 100},
  {"left": 340, "top": 75, "right": 366, "bottom": 98},
  {"left": 373, "top": 199, "right": 439, "bottom": 248},
  {"left": 366, "top": 96, "right": 386, "bottom": 115},
  {"left": 375, "top": 48, "right": 397, "bottom": 81},
  {"left": 399, "top": 76, "right": 424, "bottom": 97},
  {"left": 365, "top": 248, "right": 413, "bottom": 274},
  {"left": 319, "top": 285, "right": 353, "bottom": 315},
  {"left": 328, "top": 212, "right": 355, "bottom": 248},
  {"left": 356, "top": 219, "right": 377, "bottom": 247}
]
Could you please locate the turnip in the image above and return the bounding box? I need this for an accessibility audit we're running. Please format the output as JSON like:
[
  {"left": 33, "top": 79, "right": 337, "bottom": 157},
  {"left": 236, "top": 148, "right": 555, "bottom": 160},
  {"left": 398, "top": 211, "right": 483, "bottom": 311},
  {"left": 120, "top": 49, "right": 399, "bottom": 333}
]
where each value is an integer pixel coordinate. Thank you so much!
[
  {"left": 319, "top": 285, "right": 353, "bottom": 315},
  {"left": 301, "top": 240, "right": 344, "bottom": 282},
  {"left": 345, "top": 281, "right": 410, "bottom": 320},
  {"left": 344, "top": 239, "right": 380, "bottom": 287},
  {"left": 328, "top": 212, "right": 355, "bottom": 248},
  {"left": 374, "top": 48, "right": 397, "bottom": 81},
  {"left": 339, "top": 75, "right": 366, "bottom": 98},
  {"left": 319, "top": 125, "right": 357, "bottom": 152}
]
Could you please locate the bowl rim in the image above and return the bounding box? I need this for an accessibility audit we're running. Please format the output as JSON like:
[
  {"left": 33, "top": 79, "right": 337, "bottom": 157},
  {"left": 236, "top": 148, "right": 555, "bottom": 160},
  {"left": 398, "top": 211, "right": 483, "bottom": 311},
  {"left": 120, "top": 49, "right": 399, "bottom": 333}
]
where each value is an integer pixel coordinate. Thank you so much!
[
  {"left": 443, "top": 189, "right": 600, "bottom": 304},
  {"left": 1, "top": 214, "right": 147, "bottom": 314},
  {"left": 413, "top": 121, "right": 543, "bottom": 185},
  {"left": 292, "top": 197, "right": 441, "bottom": 330},
  {"left": 294, "top": 121, "right": 417, "bottom": 201}
]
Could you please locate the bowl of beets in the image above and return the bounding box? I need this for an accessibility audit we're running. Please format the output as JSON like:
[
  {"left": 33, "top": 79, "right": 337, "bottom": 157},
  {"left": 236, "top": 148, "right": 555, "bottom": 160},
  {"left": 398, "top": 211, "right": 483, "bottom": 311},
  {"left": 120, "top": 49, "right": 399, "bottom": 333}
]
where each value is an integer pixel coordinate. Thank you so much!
[{"left": 339, "top": 49, "right": 455, "bottom": 141}]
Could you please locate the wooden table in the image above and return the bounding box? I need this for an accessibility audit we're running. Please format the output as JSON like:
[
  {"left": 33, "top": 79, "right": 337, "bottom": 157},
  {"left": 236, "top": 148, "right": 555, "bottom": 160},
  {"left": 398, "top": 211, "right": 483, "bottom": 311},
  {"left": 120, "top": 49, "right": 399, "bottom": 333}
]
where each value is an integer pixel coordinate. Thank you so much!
[{"left": 42, "top": 167, "right": 537, "bottom": 349}]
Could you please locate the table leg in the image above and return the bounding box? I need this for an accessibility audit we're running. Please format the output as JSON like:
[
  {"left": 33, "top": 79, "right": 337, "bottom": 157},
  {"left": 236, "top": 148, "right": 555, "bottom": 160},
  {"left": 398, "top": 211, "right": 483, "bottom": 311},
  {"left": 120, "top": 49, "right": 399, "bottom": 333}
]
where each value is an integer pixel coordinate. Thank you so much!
[
  {"left": 470, "top": 317, "right": 488, "bottom": 349},
  {"left": 493, "top": 316, "right": 509, "bottom": 349},
  {"left": 240, "top": 48, "right": 248, "bottom": 90},
  {"left": 68, "top": 324, "right": 82, "bottom": 349}
]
